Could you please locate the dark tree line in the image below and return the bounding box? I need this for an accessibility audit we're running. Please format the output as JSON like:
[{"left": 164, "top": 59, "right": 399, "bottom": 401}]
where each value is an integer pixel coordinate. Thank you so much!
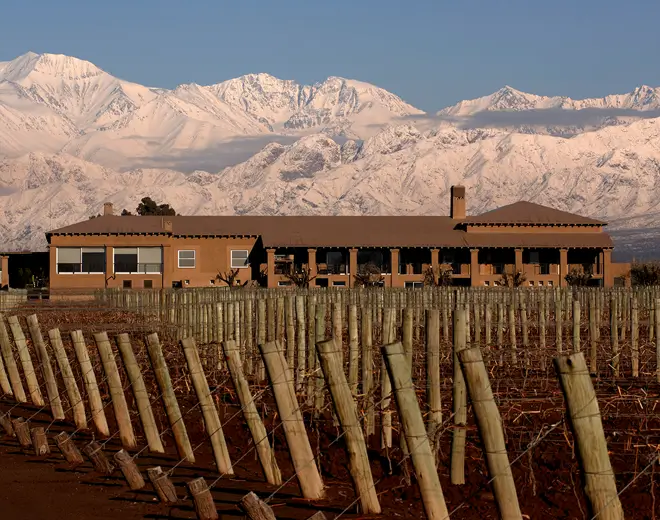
[{"left": 90, "top": 197, "right": 176, "bottom": 219}]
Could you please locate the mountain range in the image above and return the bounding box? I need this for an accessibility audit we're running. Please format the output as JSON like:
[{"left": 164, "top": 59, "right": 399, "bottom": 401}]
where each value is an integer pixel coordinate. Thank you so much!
[{"left": 1, "top": 51, "right": 660, "bottom": 259}]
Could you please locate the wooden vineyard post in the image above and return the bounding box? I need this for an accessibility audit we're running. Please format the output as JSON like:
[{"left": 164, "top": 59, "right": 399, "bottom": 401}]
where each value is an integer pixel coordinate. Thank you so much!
[
  {"left": 348, "top": 304, "right": 359, "bottom": 393},
  {"left": 361, "top": 306, "right": 375, "bottom": 439},
  {"left": 48, "top": 328, "right": 86, "bottom": 429},
  {"left": 12, "top": 417, "right": 32, "bottom": 449},
  {"left": 239, "top": 491, "right": 276, "bottom": 520},
  {"left": 7, "top": 316, "right": 44, "bottom": 406},
  {"left": 285, "top": 296, "right": 296, "bottom": 368},
  {"left": 259, "top": 340, "right": 325, "bottom": 500},
  {"left": 539, "top": 295, "right": 547, "bottom": 371},
  {"left": 381, "top": 341, "right": 449, "bottom": 520},
  {"left": 181, "top": 337, "right": 233, "bottom": 475},
  {"left": 187, "top": 477, "right": 218, "bottom": 520},
  {"left": 148, "top": 466, "right": 178, "bottom": 504},
  {"left": 589, "top": 294, "right": 598, "bottom": 375},
  {"left": 554, "top": 353, "right": 624, "bottom": 520},
  {"left": 146, "top": 333, "right": 195, "bottom": 463},
  {"left": 94, "top": 332, "right": 137, "bottom": 449},
  {"left": 381, "top": 307, "right": 395, "bottom": 449},
  {"left": 316, "top": 338, "right": 381, "bottom": 514},
  {"left": 257, "top": 299, "right": 267, "bottom": 381},
  {"left": 30, "top": 427, "right": 50, "bottom": 456},
  {"left": 0, "top": 344, "right": 11, "bottom": 396},
  {"left": 0, "top": 317, "right": 25, "bottom": 402},
  {"left": 426, "top": 309, "right": 442, "bottom": 458},
  {"left": 70, "top": 330, "right": 110, "bottom": 436},
  {"left": 84, "top": 441, "right": 115, "bottom": 475},
  {"left": 656, "top": 298, "right": 660, "bottom": 383},
  {"left": 223, "top": 340, "right": 281, "bottom": 485},
  {"left": 555, "top": 296, "right": 563, "bottom": 354},
  {"left": 54, "top": 432, "right": 84, "bottom": 467},
  {"left": 314, "top": 303, "right": 326, "bottom": 416},
  {"left": 451, "top": 306, "right": 468, "bottom": 485},
  {"left": 631, "top": 297, "right": 639, "bottom": 377},
  {"left": 295, "top": 295, "right": 306, "bottom": 391},
  {"left": 508, "top": 303, "right": 517, "bottom": 365},
  {"left": 114, "top": 449, "right": 146, "bottom": 490},
  {"left": 457, "top": 345, "right": 522, "bottom": 519},
  {"left": 610, "top": 296, "right": 619, "bottom": 378},
  {"left": 26, "top": 315, "right": 65, "bottom": 420},
  {"left": 115, "top": 333, "right": 164, "bottom": 453},
  {"left": 0, "top": 412, "right": 14, "bottom": 436},
  {"left": 572, "top": 299, "right": 581, "bottom": 353}
]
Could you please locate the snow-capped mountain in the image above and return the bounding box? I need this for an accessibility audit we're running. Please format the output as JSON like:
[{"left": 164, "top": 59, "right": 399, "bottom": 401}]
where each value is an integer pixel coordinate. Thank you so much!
[
  {"left": 2, "top": 50, "right": 660, "bottom": 258},
  {"left": 0, "top": 52, "right": 422, "bottom": 170}
]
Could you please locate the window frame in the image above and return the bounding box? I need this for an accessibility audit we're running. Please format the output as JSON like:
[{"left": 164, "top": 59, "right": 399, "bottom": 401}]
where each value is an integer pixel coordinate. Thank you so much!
[
  {"left": 56, "top": 247, "right": 105, "bottom": 275},
  {"left": 231, "top": 249, "right": 250, "bottom": 269},
  {"left": 113, "top": 247, "right": 162, "bottom": 274},
  {"left": 178, "top": 249, "right": 196, "bottom": 269}
]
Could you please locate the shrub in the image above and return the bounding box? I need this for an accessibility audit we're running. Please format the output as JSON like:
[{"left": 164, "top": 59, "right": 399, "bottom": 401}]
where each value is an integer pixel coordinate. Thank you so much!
[{"left": 630, "top": 261, "right": 660, "bottom": 286}]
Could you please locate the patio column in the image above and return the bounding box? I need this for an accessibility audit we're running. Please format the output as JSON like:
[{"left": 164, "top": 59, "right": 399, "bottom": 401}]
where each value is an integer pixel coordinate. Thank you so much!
[
  {"left": 603, "top": 249, "right": 614, "bottom": 288},
  {"left": 0, "top": 255, "right": 8, "bottom": 288},
  {"left": 267, "top": 248, "right": 276, "bottom": 288},
  {"left": 470, "top": 248, "right": 480, "bottom": 287},
  {"left": 349, "top": 248, "right": 358, "bottom": 287},
  {"left": 430, "top": 248, "right": 439, "bottom": 273},
  {"left": 514, "top": 248, "right": 523, "bottom": 273},
  {"left": 307, "top": 248, "right": 317, "bottom": 278},
  {"left": 559, "top": 248, "right": 568, "bottom": 287},
  {"left": 390, "top": 248, "right": 400, "bottom": 287}
]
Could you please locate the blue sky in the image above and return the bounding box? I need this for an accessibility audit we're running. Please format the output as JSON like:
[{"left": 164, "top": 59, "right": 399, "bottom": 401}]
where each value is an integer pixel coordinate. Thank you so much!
[{"left": 1, "top": 0, "right": 658, "bottom": 112}]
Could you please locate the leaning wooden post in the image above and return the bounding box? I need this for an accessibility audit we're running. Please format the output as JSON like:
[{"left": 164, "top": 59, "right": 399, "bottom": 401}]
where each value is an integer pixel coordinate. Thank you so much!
[
  {"left": 147, "top": 467, "right": 178, "bottom": 504},
  {"left": 49, "top": 328, "right": 86, "bottom": 430},
  {"left": 0, "top": 317, "right": 25, "bottom": 402},
  {"left": 115, "top": 333, "right": 164, "bottom": 453},
  {"left": 188, "top": 477, "right": 218, "bottom": 520},
  {"left": 451, "top": 306, "right": 468, "bottom": 485},
  {"left": 54, "top": 432, "right": 84, "bottom": 467},
  {"left": 259, "top": 340, "right": 325, "bottom": 499},
  {"left": 114, "top": 449, "right": 146, "bottom": 490},
  {"left": 26, "top": 315, "right": 65, "bottom": 420},
  {"left": 316, "top": 338, "right": 381, "bottom": 514},
  {"left": 0, "top": 344, "right": 11, "bottom": 397},
  {"left": 31, "top": 427, "right": 50, "bottom": 456},
  {"left": 381, "top": 341, "right": 449, "bottom": 520},
  {"left": 222, "top": 339, "right": 281, "bottom": 485},
  {"left": 146, "top": 333, "right": 195, "bottom": 463},
  {"left": 7, "top": 316, "right": 43, "bottom": 406},
  {"left": 12, "top": 417, "right": 32, "bottom": 449},
  {"left": 239, "top": 492, "right": 276, "bottom": 520},
  {"left": 70, "top": 330, "right": 110, "bottom": 436},
  {"left": 457, "top": 345, "right": 523, "bottom": 519},
  {"left": 84, "top": 441, "right": 115, "bottom": 475},
  {"left": 94, "top": 332, "right": 137, "bottom": 449},
  {"left": 181, "top": 337, "right": 233, "bottom": 475},
  {"left": 0, "top": 412, "right": 14, "bottom": 436},
  {"left": 554, "top": 352, "right": 624, "bottom": 520}
]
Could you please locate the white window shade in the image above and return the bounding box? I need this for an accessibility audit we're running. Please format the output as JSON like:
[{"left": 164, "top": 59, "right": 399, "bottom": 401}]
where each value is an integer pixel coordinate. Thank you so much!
[
  {"left": 231, "top": 250, "right": 249, "bottom": 268},
  {"left": 178, "top": 250, "right": 196, "bottom": 268},
  {"left": 58, "top": 248, "right": 81, "bottom": 263},
  {"left": 114, "top": 247, "right": 138, "bottom": 256},
  {"left": 138, "top": 247, "right": 162, "bottom": 263}
]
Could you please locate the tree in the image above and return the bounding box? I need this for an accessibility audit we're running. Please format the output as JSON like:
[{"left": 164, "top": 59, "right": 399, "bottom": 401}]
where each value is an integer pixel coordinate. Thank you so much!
[
  {"left": 564, "top": 266, "right": 593, "bottom": 287},
  {"left": 121, "top": 208, "right": 133, "bottom": 216},
  {"left": 353, "top": 262, "right": 384, "bottom": 287},
  {"left": 136, "top": 197, "right": 176, "bottom": 216},
  {"left": 216, "top": 269, "right": 248, "bottom": 288},
  {"left": 423, "top": 265, "right": 453, "bottom": 287},
  {"left": 499, "top": 269, "right": 526, "bottom": 288},
  {"left": 629, "top": 261, "right": 660, "bottom": 286},
  {"left": 284, "top": 266, "right": 317, "bottom": 288}
]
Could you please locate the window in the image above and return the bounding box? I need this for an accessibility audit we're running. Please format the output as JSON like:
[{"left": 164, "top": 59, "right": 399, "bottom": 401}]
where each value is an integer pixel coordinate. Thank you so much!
[
  {"left": 210, "top": 279, "right": 215, "bottom": 285},
  {"left": 333, "top": 281, "right": 346, "bottom": 287},
  {"left": 178, "top": 250, "right": 196, "bottom": 268},
  {"left": 114, "top": 247, "right": 162, "bottom": 274},
  {"left": 547, "top": 280, "right": 553, "bottom": 287},
  {"left": 404, "top": 281, "right": 423, "bottom": 288},
  {"left": 528, "top": 281, "right": 534, "bottom": 286},
  {"left": 538, "top": 281, "right": 543, "bottom": 286},
  {"left": 484, "top": 281, "right": 490, "bottom": 287},
  {"left": 278, "top": 281, "right": 292, "bottom": 286},
  {"left": 57, "top": 247, "right": 105, "bottom": 274},
  {"left": 231, "top": 250, "right": 249, "bottom": 268},
  {"left": 123, "top": 280, "right": 132, "bottom": 289},
  {"left": 143, "top": 280, "right": 153, "bottom": 289},
  {"left": 529, "top": 251, "right": 540, "bottom": 264}
]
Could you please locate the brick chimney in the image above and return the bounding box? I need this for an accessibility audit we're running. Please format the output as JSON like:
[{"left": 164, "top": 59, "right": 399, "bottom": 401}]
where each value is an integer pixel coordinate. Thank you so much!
[
  {"left": 163, "top": 219, "right": 173, "bottom": 233},
  {"left": 450, "top": 185, "right": 466, "bottom": 220},
  {"left": 103, "top": 202, "right": 114, "bottom": 216}
]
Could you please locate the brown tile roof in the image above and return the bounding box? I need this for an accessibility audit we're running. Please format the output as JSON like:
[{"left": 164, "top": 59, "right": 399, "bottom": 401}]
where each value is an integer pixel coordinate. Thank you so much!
[
  {"left": 46, "top": 215, "right": 613, "bottom": 249},
  {"left": 464, "top": 201, "right": 606, "bottom": 226}
]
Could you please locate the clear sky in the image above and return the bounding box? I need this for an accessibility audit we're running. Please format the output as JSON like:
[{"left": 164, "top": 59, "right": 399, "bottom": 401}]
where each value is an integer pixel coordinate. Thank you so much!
[{"left": 1, "top": 0, "right": 659, "bottom": 112}]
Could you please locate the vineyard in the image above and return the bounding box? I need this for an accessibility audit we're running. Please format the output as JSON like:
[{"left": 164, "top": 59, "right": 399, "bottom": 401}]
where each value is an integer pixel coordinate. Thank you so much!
[{"left": 0, "top": 286, "right": 659, "bottom": 519}]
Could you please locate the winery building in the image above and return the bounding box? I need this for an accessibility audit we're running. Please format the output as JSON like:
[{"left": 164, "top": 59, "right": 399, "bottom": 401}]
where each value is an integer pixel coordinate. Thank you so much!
[{"left": 45, "top": 187, "right": 630, "bottom": 290}]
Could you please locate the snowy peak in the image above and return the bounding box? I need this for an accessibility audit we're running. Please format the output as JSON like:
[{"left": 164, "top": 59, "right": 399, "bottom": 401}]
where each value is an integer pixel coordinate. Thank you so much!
[{"left": 0, "top": 52, "right": 104, "bottom": 83}]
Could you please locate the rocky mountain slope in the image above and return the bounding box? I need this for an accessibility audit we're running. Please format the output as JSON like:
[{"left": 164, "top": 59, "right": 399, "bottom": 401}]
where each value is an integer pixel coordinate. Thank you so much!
[{"left": 2, "top": 51, "right": 660, "bottom": 257}]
